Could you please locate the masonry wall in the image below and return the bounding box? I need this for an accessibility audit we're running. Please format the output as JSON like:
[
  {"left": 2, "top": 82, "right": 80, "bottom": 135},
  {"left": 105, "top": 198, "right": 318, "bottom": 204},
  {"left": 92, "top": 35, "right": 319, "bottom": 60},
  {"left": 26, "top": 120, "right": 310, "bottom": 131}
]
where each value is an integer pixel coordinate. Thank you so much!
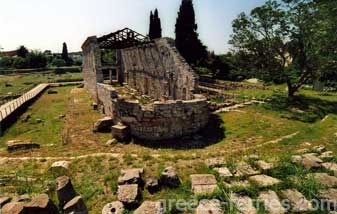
[
  {"left": 82, "top": 37, "right": 104, "bottom": 102},
  {"left": 96, "top": 83, "right": 209, "bottom": 140},
  {"left": 121, "top": 38, "right": 198, "bottom": 100}
]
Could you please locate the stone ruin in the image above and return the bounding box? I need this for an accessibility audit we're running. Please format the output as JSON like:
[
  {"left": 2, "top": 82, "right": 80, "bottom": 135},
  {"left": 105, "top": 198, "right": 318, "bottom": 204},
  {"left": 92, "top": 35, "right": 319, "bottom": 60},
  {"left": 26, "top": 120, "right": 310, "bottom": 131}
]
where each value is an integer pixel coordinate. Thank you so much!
[{"left": 82, "top": 28, "right": 209, "bottom": 140}]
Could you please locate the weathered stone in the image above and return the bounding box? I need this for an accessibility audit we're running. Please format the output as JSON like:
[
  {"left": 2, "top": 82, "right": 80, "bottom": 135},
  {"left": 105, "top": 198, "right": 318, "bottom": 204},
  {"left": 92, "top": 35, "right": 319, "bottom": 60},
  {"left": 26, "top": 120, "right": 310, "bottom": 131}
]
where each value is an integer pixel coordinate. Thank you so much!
[
  {"left": 258, "top": 190, "right": 286, "bottom": 214},
  {"left": 280, "top": 189, "right": 313, "bottom": 212},
  {"left": 244, "top": 154, "right": 260, "bottom": 161},
  {"left": 322, "top": 162, "right": 337, "bottom": 175},
  {"left": 308, "top": 173, "right": 337, "bottom": 187},
  {"left": 0, "top": 196, "right": 11, "bottom": 207},
  {"left": 6, "top": 140, "right": 40, "bottom": 152},
  {"left": 195, "top": 199, "right": 223, "bottom": 214},
  {"left": 93, "top": 116, "right": 114, "bottom": 133},
  {"left": 159, "top": 167, "right": 181, "bottom": 188},
  {"left": 63, "top": 196, "right": 88, "bottom": 214},
  {"left": 22, "top": 114, "right": 31, "bottom": 122},
  {"left": 205, "top": 158, "right": 226, "bottom": 168},
  {"left": 117, "top": 184, "right": 140, "bottom": 205},
  {"left": 248, "top": 175, "right": 281, "bottom": 187},
  {"left": 320, "top": 151, "right": 334, "bottom": 160},
  {"left": 230, "top": 194, "right": 257, "bottom": 214},
  {"left": 12, "top": 194, "right": 30, "bottom": 202},
  {"left": 313, "top": 145, "right": 327, "bottom": 153},
  {"left": 118, "top": 168, "right": 143, "bottom": 185},
  {"left": 233, "top": 163, "right": 260, "bottom": 177},
  {"left": 146, "top": 177, "right": 160, "bottom": 194},
  {"left": 111, "top": 124, "right": 130, "bottom": 142},
  {"left": 106, "top": 138, "right": 118, "bottom": 145},
  {"left": 302, "top": 153, "right": 323, "bottom": 169},
  {"left": 56, "top": 176, "right": 77, "bottom": 209},
  {"left": 102, "top": 201, "right": 124, "bottom": 214},
  {"left": 213, "top": 167, "right": 233, "bottom": 178},
  {"left": 23, "top": 193, "right": 58, "bottom": 214},
  {"left": 291, "top": 155, "right": 303, "bottom": 164},
  {"left": 319, "top": 188, "right": 337, "bottom": 211},
  {"left": 134, "top": 201, "right": 164, "bottom": 214},
  {"left": 190, "top": 174, "right": 217, "bottom": 195},
  {"left": 1, "top": 202, "right": 25, "bottom": 214},
  {"left": 50, "top": 161, "right": 71, "bottom": 176},
  {"left": 92, "top": 102, "right": 98, "bottom": 110},
  {"left": 255, "top": 160, "right": 273, "bottom": 171}
]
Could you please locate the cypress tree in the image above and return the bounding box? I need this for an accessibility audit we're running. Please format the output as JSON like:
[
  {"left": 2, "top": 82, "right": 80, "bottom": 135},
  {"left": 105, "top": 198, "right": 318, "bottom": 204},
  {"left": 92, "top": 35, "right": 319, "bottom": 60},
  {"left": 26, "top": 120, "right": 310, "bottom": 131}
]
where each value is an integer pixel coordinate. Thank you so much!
[
  {"left": 175, "top": 0, "right": 207, "bottom": 66},
  {"left": 61, "top": 42, "right": 69, "bottom": 63},
  {"left": 153, "top": 9, "right": 162, "bottom": 39},
  {"left": 149, "top": 9, "right": 162, "bottom": 40},
  {"left": 149, "top": 11, "right": 155, "bottom": 40}
]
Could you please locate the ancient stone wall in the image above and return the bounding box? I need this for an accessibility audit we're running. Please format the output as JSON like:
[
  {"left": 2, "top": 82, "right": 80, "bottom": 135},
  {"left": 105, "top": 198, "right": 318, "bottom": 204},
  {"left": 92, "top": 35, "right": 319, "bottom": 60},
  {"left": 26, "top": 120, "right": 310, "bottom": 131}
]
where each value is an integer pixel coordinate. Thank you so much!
[
  {"left": 96, "top": 83, "right": 209, "bottom": 140},
  {"left": 82, "top": 37, "right": 104, "bottom": 102},
  {"left": 121, "top": 38, "right": 197, "bottom": 100}
]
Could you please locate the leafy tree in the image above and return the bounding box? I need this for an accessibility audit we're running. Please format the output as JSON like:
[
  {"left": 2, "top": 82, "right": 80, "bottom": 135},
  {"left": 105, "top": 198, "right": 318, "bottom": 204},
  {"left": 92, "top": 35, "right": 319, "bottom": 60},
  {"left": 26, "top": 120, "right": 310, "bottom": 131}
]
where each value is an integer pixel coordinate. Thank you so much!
[
  {"left": 149, "top": 9, "right": 162, "bottom": 40},
  {"left": 230, "top": 0, "right": 337, "bottom": 98},
  {"left": 17, "top": 46, "right": 29, "bottom": 58},
  {"left": 175, "top": 0, "right": 207, "bottom": 66},
  {"left": 26, "top": 51, "right": 47, "bottom": 68},
  {"left": 12, "top": 57, "right": 27, "bottom": 69}
]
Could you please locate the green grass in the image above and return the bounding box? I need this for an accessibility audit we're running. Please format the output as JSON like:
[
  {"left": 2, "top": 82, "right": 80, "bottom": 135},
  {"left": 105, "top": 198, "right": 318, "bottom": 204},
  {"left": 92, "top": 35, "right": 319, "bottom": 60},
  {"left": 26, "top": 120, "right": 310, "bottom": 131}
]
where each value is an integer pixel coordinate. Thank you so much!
[{"left": 0, "top": 72, "right": 82, "bottom": 97}]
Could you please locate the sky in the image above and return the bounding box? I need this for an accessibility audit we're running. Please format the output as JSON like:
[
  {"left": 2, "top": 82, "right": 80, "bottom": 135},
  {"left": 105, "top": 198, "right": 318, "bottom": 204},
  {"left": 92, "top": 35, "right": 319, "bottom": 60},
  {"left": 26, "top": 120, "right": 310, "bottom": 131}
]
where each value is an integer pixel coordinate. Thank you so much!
[{"left": 0, "top": 0, "right": 266, "bottom": 54}]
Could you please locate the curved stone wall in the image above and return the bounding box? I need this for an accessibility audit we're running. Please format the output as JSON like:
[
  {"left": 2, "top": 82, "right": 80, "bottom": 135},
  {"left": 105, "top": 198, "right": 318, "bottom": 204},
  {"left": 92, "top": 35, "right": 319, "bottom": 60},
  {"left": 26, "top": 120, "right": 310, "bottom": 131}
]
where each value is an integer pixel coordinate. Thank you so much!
[{"left": 97, "top": 83, "right": 209, "bottom": 140}]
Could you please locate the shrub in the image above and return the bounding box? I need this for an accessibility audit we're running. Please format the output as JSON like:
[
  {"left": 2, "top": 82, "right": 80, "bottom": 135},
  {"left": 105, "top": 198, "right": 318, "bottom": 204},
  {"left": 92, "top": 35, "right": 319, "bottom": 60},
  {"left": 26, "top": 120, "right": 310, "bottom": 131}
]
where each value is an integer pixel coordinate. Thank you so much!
[{"left": 51, "top": 59, "right": 66, "bottom": 67}]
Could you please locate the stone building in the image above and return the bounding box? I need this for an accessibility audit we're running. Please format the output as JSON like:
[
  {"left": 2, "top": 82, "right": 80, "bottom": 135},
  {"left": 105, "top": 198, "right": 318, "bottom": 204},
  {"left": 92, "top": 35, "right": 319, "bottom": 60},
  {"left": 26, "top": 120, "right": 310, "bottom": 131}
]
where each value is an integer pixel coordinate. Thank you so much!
[{"left": 82, "top": 28, "right": 209, "bottom": 140}]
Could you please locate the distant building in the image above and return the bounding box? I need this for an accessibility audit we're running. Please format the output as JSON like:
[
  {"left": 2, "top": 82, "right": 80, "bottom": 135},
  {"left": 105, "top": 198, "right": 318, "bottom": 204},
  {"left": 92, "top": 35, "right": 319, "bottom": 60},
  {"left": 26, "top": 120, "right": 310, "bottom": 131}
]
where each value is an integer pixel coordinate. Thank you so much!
[
  {"left": 69, "top": 51, "right": 83, "bottom": 62},
  {"left": 1, "top": 50, "right": 18, "bottom": 57}
]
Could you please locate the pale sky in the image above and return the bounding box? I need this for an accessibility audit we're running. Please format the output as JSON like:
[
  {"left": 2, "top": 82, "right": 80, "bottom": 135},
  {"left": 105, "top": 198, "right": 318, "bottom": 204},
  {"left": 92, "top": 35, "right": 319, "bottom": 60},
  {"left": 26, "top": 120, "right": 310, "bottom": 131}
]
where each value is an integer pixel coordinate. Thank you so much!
[{"left": 0, "top": 0, "right": 265, "bottom": 54}]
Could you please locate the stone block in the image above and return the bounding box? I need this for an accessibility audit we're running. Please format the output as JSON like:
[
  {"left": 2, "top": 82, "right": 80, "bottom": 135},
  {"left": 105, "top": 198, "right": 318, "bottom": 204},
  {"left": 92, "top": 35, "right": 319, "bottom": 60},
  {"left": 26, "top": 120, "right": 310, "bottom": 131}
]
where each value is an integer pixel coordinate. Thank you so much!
[{"left": 111, "top": 124, "right": 130, "bottom": 142}]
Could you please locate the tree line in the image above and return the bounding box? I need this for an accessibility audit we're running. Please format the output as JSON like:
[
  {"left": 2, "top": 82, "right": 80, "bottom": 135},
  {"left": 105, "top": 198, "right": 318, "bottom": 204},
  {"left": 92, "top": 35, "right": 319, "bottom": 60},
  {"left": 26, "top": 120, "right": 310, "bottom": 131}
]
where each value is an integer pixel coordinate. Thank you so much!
[{"left": 0, "top": 42, "right": 82, "bottom": 69}]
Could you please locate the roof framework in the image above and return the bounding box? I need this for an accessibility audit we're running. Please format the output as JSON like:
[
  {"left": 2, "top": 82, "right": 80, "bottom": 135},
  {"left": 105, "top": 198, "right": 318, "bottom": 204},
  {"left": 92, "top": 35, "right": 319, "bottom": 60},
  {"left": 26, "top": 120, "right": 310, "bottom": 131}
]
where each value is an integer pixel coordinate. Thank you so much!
[{"left": 97, "top": 28, "right": 150, "bottom": 49}]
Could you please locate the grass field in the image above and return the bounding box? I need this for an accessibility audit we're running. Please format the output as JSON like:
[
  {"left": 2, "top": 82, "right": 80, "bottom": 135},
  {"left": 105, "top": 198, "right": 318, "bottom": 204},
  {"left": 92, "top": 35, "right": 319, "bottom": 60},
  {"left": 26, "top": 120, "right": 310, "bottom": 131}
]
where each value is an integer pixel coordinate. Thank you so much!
[
  {"left": 0, "top": 72, "right": 83, "bottom": 97},
  {"left": 0, "top": 80, "right": 336, "bottom": 213}
]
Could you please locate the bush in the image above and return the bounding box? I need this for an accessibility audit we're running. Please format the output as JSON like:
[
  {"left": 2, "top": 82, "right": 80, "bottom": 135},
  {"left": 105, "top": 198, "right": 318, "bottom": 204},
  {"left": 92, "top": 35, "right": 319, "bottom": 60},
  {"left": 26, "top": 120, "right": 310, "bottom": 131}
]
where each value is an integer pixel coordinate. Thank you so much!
[
  {"left": 26, "top": 51, "right": 48, "bottom": 68},
  {"left": 12, "top": 57, "right": 28, "bottom": 69},
  {"left": 51, "top": 59, "right": 66, "bottom": 67}
]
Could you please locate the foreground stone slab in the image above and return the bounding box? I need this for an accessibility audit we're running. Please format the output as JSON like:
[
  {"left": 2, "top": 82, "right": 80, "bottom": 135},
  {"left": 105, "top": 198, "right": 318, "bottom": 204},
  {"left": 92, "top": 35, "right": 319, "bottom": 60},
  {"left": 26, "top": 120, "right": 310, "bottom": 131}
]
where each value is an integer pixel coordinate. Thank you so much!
[
  {"left": 0, "top": 196, "right": 11, "bottom": 207},
  {"left": 248, "top": 175, "right": 281, "bottom": 187},
  {"left": 280, "top": 189, "right": 312, "bottom": 212},
  {"left": 56, "top": 176, "right": 77, "bottom": 209},
  {"left": 196, "top": 199, "right": 223, "bottom": 214},
  {"left": 258, "top": 190, "right": 286, "bottom": 214},
  {"left": 230, "top": 194, "right": 257, "bottom": 214},
  {"left": 118, "top": 168, "right": 144, "bottom": 185},
  {"left": 111, "top": 124, "right": 130, "bottom": 141},
  {"left": 1, "top": 202, "right": 25, "bottom": 214},
  {"left": 159, "top": 167, "right": 181, "bottom": 188},
  {"left": 322, "top": 162, "right": 337, "bottom": 175},
  {"left": 102, "top": 201, "right": 124, "bottom": 214},
  {"left": 320, "top": 151, "right": 334, "bottom": 160},
  {"left": 134, "top": 201, "right": 164, "bottom": 214},
  {"left": 313, "top": 145, "right": 326, "bottom": 153},
  {"left": 213, "top": 167, "right": 233, "bottom": 178},
  {"left": 146, "top": 177, "right": 160, "bottom": 194},
  {"left": 319, "top": 188, "right": 337, "bottom": 211},
  {"left": 117, "top": 184, "right": 140, "bottom": 205},
  {"left": 93, "top": 116, "right": 114, "bottom": 132},
  {"left": 63, "top": 196, "right": 88, "bottom": 214},
  {"left": 23, "top": 194, "right": 58, "bottom": 214},
  {"left": 309, "top": 173, "right": 337, "bottom": 187},
  {"left": 191, "top": 174, "right": 217, "bottom": 195},
  {"left": 50, "top": 161, "right": 71, "bottom": 176},
  {"left": 291, "top": 155, "right": 303, "bottom": 164},
  {"left": 302, "top": 153, "right": 323, "bottom": 169},
  {"left": 255, "top": 160, "right": 273, "bottom": 171},
  {"left": 6, "top": 140, "right": 40, "bottom": 152},
  {"left": 233, "top": 163, "right": 260, "bottom": 177}
]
